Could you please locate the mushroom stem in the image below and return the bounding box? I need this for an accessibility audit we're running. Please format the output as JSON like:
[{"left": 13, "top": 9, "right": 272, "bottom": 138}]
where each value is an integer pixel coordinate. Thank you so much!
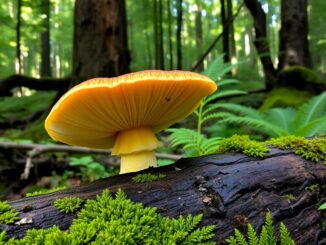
[
  {"left": 120, "top": 151, "right": 157, "bottom": 174},
  {"left": 112, "top": 127, "right": 161, "bottom": 174}
]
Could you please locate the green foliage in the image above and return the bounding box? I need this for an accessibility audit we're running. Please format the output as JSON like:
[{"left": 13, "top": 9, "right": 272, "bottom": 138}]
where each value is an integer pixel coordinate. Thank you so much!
[
  {"left": 226, "top": 213, "right": 295, "bottom": 245},
  {"left": 69, "top": 156, "right": 118, "bottom": 182},
  {"left": 266, "top": 135, "right": 326, "bottom": 163},
  {"left": 305, "top": 184, "right": 319, "bottom": 192},
  {"left": 0, "top": 201, "right": 19, "bottom": 225},
  {"left": 54, "top": 197, "right": 83, "bottom": 214},
  {"left": 0, "top": 189, "right": 215, "bottom": 244},
  {"left": 318, "top": 202, "right": 326, "bottom": 210},
  {"left": 260, "top": 87, "right": 312, "bottom": 111},
  {"left": 216, "top": 91, "right": 326, "bottom": 137},
  {"left": 167, "top": 58, "right": 246, "bottom": 157},
  {"left": 0, "top": 92, "right": 55, "bottom": 123},
  {"left": 132, "top": 173, "right": 166, "bottom": 183},
  {"left": 26, "top": 186, "right": 67, "bottom": 197},
  {"left": 218, "top": 135, "right": 269, "bottom": 158}
]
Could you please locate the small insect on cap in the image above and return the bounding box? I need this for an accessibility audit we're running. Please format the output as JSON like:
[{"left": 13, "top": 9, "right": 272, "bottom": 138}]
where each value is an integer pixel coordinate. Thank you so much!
[{"left": 45, "top": 70, "right": 217, "bottom": 173}]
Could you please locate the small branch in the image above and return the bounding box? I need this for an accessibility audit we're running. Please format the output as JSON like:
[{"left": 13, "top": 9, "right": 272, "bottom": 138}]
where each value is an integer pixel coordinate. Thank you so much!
[
  {"left": 0, "top": 75, "right": 71, "bottom": 96},
  {"left": 0, "top": 142, "right": 182, "bottom": 179}
]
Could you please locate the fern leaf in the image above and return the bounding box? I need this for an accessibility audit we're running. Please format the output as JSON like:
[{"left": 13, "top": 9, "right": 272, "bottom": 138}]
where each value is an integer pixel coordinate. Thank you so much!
[
  {"left": 226, "top": 236, "right": 238, "bottom": 245},
  {"left": 217, "top": 103, "right": 264, "bottom": 119},
  {"left": 202, "top": 112, "right": 234, "bottom": 124},
  {"left": 294, "top": 91, "right": 326, "bottom": 127},
  {"left": 218, "top": 79, "right": 240, "bottom": 87},
  {"left": 203, "top": 103, "right": 231, "bottom": 117},
  {"left": 201, "top": 137, "right": 223, "bottom": 154},
  {"left": 219, "top": 116, "right": 288, "bottom": 137},
  {"left": 247, "top": 224, "right": 259, "bottom": 245},
  {"left": 202, "top": 55, "right": 225, "bottom": 81},
  {"left": 265, "top": 108, "right": 296, "bottom": 134},
  {"left": 204, "top": 90, "right": 247, "bottom": 104},
  {"left": 294, "top": 116, "right": 326, "bottom": 137},
  {"left": 280, "top": 223, "right": 295, "bottom": 245},
  {"left": 235, "top": 229, "right": 248, "bottom": 245},
  {"left": 258, "top": 227, "right": 268, "bottom": 245},
  {"left": 264, "top": 213, "right": 276, "bottom": 245}
]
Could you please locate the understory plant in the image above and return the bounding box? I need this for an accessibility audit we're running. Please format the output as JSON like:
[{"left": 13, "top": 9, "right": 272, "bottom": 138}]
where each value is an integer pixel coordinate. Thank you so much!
[
  {"left": 215, "top": 91, "right": 326, "bottom": 138},
  {"left": 0, "top": 189, "right": 215, "bottom": 244},
  {"left": 168, "top": 57, "right": 246, "bottom": 157},
  {"left": 226, "top": 213, "right": 295, "bottom": 245}
]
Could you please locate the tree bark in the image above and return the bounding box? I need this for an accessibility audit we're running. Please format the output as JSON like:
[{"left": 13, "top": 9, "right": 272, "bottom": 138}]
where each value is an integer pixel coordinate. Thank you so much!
[
  {"left": 167, "top": 0, "right": 173, "bottom": 70},
  {"left": 278, "top": 0, "right": 311, "bottom": 70},
  {"left": 194, "top": 0, "right": 203, "bottom": 71},
  {"left": 40, "top": 0, "right": 52, "bottom": 77},
  {"left": 220, "top": 0, "right": 230, "bottom": 64},
  {"left": 2, "top": 150, "right": 325, "bottom": 244},
  {"left": 243, "top": 0, "right": 277, "bottom": 90},
  {"left": 176, "top": 0, "right": 183, "bottom": 70},
  {"left": 158, "top": 0, "right": 164, "bottom": 69},
  {"left": 227, "top": 0, "right": 237, "bottom": 67},
  {"left": 15, "top": 0, "right": 22, "bottom": 75},
  {"left": 72, "top": 0, "right": 130, "bottom": 84}
]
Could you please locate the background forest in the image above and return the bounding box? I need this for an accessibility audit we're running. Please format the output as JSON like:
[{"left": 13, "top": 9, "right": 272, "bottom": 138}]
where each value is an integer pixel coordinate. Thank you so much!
[{"left": 0, "top": 0, "right": 325, "bottom": 199}]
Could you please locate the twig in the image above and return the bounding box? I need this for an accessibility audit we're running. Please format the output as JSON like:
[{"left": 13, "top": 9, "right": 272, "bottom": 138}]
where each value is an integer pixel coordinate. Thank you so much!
[{"left": 0, "top": 142, "right": 182, "bottom": 179}]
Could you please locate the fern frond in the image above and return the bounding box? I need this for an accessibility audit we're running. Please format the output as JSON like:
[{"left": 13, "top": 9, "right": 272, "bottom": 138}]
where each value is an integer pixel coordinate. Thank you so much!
[
  {"left": 294, "top": 91, "right": 326, "bottom": 127},
  {"left": 202, "top": 55, "right": 225, "bottom": 80},
  {"left": 219, "top": 116, "right": 288, "bottom": 137},
  {"left": 218, "top": 79, "right": 240, "bottom": 87},
  {"left": 294, "top": 116, "right": 326, "bottom": 137},
  {"left": 203, "top": 102, "right": 232, "bottom": 117},
  {"left": 235, "top": 229, "right": 248, "bottom": 245},
  {"left": 202, "top": 112, "right": 235, "bottom": 124},
  {"left": 201, "top": 137, "right": 223, "bottom": 154},
  {"left": 247, "top": 224, "right": 259, "bottom": 245},
  {"left": 265, "top": 108, "right": 296, "bottom": 134},
  {"left": 264, "top": 213, "right": 276, "bottom": 245},
  {"left": 204, "top": 90, "right": 247, "bottom": 104},
  {"left": 280, "top": 223, "right": 295, "bottom": 245},
  {"left": 217, "top": 103, "right": 264, "bottom": 119},
  {"left": 167, "top": 128, "right": 198, "bottom": 147}
]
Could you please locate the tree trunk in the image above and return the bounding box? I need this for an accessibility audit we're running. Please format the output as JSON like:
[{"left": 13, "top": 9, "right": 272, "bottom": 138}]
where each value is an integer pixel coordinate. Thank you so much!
[
  {"left": 227, "top": 0, "right": 237, "bottom": 71},
  {"left": 176, "top": 0, "right": 183, "bottom": 70},
  {"left": 167, "top": 0, "right": 173, "bottom": 70},
  {"left": 72, "top": 0, "right": 130, "bottom": 84},
  {"left": 243, "top": 0, "right": 277, "bottom": 90},
  {"left": 2, "top": 150, "right": 325, "bottom": 244},
  {"left": 194, "top": 0, "right": 203, "bottom": 71},
  {"left": 15, "top": 0, "right": 22, "bottom": 75},
  {"left": 220, "top": 0, "right": 230, "bottom": 64},
  {"left": 158, "top": 0, "right": 164, "bottom": 69},
  {"left": 40, "top": 0, "right": 52, "bottom": 77},
  {"left": 278, "top": 0, "right": 311, "bottom": 70}
]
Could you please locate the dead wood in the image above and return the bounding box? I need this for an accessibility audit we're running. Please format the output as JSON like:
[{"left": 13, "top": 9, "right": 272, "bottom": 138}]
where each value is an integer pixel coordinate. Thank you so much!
[{"left": 1, "top": 149, "right": 325, "bottom": 244}]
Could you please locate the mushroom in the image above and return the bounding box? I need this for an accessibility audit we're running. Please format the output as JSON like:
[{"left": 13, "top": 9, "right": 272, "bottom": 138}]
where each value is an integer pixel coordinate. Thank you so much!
[{"left": 45, "top": 70, "right": 217, "bottom": 174}]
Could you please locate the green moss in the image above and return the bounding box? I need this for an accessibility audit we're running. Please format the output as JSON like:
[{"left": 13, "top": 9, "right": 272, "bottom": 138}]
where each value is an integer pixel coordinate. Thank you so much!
[
  {"left": 260, "top": 87, "right": 312, "bottom": 111},
  {"left": 132, "top": 173, "right": 166, "bottom": 183},
  {"left": 218, "top": 135, "right": 269, "bottom": 158},
  {"left": 266, "top": 136, "right": 326, "bottom": 163},
  {"left": 283, "top": 194, "right": 296, "bottom": 202},
  {"left": 0, "top": 189, "right": 215, "bottom": 244},
  {"left": 26, "top": 186, "right": 67, "bottom": 197},
  {"left": 322, "top": 220, "right": 326, "bottom": 232},
  {"left": 0, "top": 201, "right": 19, "bottom": 225},
  {"left": 54, "top": 197, "right": 83, "bottom": 214},
  {"left": 305, "top": 184, "right": 319, "bottom": 192}
]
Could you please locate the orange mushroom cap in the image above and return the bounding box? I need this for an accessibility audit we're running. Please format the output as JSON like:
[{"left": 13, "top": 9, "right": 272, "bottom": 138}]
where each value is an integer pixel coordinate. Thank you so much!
[{"left": 45, "top": 70, "right": 217, "bottom": 150}]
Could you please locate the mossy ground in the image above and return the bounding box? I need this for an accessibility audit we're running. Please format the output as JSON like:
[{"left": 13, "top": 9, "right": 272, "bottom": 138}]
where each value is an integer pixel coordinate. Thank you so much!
[
  {"left": 54, "top": 196, "right": 83, "bottom": 214},
  {"left": 132, "top": 173, "right": 166, "bottom": 183},
  {"left": 0, "top": 201, "right": 19, "bottom": 225}
]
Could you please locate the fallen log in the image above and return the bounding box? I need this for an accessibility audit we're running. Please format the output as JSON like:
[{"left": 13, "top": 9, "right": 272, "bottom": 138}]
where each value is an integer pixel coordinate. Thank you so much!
[{"left": 1, "top": 149, "right": 325, "bottom": 244}]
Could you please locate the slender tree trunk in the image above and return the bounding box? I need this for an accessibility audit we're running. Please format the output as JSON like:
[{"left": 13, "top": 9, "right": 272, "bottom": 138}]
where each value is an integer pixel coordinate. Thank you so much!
[
  {"left": 167, "top": 0, "right": 173, "bottom": 69},
  {"left": 15, "top": 0, "right": 22, "bottom": 75},
  {"left": 72, "top": 0, "right": 130, "bottom": 84},
  {"left": 278, "top": 0, "right": 311, "bottom": 70},
  {"left": 243, "top": 0, "right": 277, "bottom": 90},
  {"left": 40, "top": 0, "right": 52, "bottom": 77},
  {"left": 227, "top": 0, "right": 237, "bottom": 68},
  {"left": 158, "top": 0, "right": 164, "bottom": 69},
  {"left": 176, "top": 0, "right": 183, "bottom": 70},
  {"left": 194, "top": 0, "right": 203, "bottom": 71},
  {"left": 220, "top": 0, "right": 230, "bottom": 63}
]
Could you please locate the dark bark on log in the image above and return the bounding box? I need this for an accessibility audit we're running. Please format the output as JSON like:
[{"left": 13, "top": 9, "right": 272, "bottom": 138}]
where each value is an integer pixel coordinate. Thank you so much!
[
  {"left": 0, "top": 75, "right": 70, "bottom": 97},
  {"left": 1, "top": 150, "right": 325, "bottom": 244}
]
